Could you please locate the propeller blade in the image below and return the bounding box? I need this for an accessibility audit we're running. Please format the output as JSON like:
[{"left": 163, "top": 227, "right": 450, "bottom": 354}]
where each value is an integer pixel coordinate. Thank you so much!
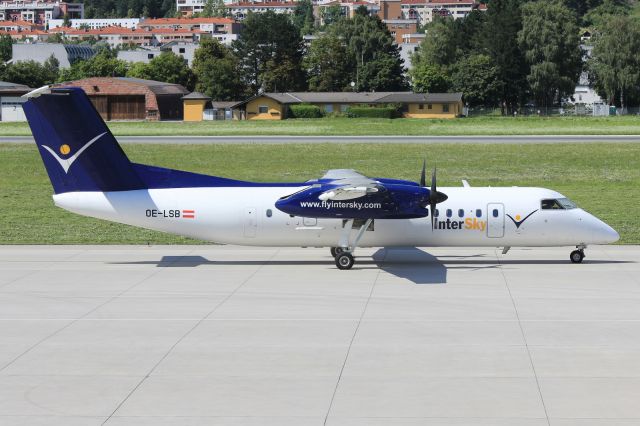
[
  {"left": 430, "top": 202, "right": 435, "bottom": 231},
  {"left": 420, "top": 159, "right": 426, "bottom": 187}
]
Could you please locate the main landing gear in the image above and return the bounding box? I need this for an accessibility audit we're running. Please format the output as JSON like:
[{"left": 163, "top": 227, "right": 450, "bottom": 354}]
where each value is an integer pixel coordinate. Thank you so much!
[
  {"left": 570, "top": 245, "right": 586, "bottom": 263},
  {"left": 330, "top": 218, "right": 373, "bottom": 270}
]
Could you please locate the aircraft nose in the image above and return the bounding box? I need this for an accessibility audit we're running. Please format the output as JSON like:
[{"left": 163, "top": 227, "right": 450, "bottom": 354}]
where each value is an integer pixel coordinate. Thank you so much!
[{"left": 591, "top": 218, "right": 620, "bottom": 244}]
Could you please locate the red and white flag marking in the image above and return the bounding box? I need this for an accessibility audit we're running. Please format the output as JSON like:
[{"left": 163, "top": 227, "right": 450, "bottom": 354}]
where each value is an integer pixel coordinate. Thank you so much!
[{"left": 182, "top": 209, "right": 195, "bottom": 219}]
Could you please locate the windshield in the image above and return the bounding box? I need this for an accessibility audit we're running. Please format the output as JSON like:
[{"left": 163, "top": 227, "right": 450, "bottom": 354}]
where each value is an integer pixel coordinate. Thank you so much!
[
  {"left": 557, "top": 197, "right": 577, "bottom": 209},
  {"left": 541, "top": 198, "right": 577, "bottom": 210}
]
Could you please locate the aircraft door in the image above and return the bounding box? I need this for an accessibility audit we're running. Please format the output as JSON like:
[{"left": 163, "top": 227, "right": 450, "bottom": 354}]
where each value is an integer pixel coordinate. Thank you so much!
[
  {"left": 487, "top": 203, "right": 505, "bottom": 238},
  {"left": 244, "top": 207, "right": 257, "bottom": 237}
]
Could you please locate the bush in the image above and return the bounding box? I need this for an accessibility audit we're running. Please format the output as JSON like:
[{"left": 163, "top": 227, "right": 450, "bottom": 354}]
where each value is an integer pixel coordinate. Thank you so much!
[
  {"left": 289, "top": 104, "right": 323, "bottom": 118},
  {"left": 346, "top": 105, "right": 398, "bottom": 118}
]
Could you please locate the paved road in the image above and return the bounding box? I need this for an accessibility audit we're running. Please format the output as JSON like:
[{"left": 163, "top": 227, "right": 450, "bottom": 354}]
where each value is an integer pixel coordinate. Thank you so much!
[
  {"left": 2, "top": 134, "right": 640, "bottom": 144},
  {"left": 0, "top": 245, "right": 639, "bottom": 425}
]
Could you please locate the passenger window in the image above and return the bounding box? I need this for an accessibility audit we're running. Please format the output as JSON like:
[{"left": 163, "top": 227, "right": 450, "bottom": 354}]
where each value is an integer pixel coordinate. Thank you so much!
[
  {"left": 266, "top": 209, "right": 272, "bottom": 217},
  {"left": 541, "top": 199, "right": 564, "bottom": 210},
  {"left": 446, "top": 209, "right": 452, "bottom": 218},
  {"left": 435, "top": 209, "right": 439, "bottom": 217},
  {"left": 476, "top": 209, "right": 482, "bottom": 218},
  {"left": 458, "top": 209, "right": 464, "bottom": 218},
  {"left": 492, "top": 209, "right": 498, "bottom": 218}
]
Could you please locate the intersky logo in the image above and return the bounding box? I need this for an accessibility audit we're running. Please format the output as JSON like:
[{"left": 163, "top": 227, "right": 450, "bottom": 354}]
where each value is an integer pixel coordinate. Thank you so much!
[
  {"left": 41, "top": 132, "right": 107, "bottom": 173},
  {"left": 506, "top": 209, "right": 538, "bottom": 229}
]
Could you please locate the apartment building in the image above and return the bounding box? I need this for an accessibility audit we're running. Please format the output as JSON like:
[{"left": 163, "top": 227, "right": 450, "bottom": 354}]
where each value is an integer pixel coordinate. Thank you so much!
[
  {"left": 226, "top": 2, "right": 298, "bottom": 20},
  {"left": 316, "top": 0, "right": 380, "bottom": 24},
  {"left": 398, "top": 0, "right": 485, "bottom": 26},
  {"left": 0, "top": 0, "right": 83, "bottom": 27},
  {"left": 48, "top": 18, "right": 140, "bottom": 30},
  {"left": 139, "top": 17, "right": 241, "bottom": 43}
]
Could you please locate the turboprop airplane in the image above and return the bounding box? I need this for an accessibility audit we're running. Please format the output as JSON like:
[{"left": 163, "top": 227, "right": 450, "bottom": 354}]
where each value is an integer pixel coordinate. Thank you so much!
[{"left": 23, "top": 87, "right": 619, "bottom": 270}]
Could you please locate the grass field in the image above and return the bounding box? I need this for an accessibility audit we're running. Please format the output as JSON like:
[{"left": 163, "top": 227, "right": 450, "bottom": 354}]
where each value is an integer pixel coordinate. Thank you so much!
[
  {"left": 1, "top": 142, "right": 638, "bottom": 244},
  {"left": 2, "top": 115, "right": 640, "bottom": 136}
]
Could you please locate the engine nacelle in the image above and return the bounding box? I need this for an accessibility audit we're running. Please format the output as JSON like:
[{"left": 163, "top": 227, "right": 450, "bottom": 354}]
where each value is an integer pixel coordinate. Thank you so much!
[{"left": 275, "top": 184, "right": 431, "bottom": 219}]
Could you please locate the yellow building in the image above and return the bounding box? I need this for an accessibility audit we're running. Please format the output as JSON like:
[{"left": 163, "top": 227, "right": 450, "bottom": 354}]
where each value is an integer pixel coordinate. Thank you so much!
[
  {"left": 182, "top": 92, "right": 211, "bottom": 121},
  {"left": 233, "top": 92, "right": 464, "bottom": 120}
]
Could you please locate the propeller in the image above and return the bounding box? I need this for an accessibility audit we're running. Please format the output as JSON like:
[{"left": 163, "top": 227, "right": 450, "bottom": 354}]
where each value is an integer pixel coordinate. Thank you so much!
[{"left": 419, "top": 159, "right": 448, "bottom": 230}]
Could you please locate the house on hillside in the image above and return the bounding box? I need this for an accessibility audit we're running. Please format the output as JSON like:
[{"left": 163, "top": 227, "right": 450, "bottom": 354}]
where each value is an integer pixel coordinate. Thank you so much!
[{"left": 231, "top": 92, "right": 464, "bottom": 120}]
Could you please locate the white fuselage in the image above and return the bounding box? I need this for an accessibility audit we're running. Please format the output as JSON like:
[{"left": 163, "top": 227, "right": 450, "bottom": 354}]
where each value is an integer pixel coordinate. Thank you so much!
[{"left": 53, "top": 186, "right": 619, "bottom": 248}]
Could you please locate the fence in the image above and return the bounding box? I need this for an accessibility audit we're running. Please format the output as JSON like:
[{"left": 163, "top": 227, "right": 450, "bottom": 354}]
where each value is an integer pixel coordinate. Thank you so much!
[{"left": 466, "top": 104, "right": 640, "bottom": 117}]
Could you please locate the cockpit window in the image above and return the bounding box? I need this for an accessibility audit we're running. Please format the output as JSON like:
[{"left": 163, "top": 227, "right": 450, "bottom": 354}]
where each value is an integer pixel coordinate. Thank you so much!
[
  {"left": 557, "top": 198, "right": 577, "bottom": 209},
  {"left": 541, "top": 198, "right": 577, "bottom": 210}
]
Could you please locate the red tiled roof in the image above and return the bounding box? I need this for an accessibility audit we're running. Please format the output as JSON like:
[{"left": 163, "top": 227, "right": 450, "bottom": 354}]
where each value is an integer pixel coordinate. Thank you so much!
[
  {"left": 49, "top": 26, "right": 202, "bottom": 36},
  {"left": 0, "top": 29, "right": 47, "bottom": 35},
  {"left": 0, "top": 19, "right": 36, "bottom": 27}
]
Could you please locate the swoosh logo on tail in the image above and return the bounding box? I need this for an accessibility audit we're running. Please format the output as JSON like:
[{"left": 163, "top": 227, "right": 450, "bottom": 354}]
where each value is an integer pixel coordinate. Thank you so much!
[{"left": 41, "top": 132, "right": 107, "bottom": 173}]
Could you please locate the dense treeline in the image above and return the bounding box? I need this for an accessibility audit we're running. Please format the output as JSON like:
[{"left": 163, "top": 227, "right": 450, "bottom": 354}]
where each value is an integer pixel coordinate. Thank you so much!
[
  {"left": 411, "top": 0, "right": 640, "bottom": 112},
  {"left": 1, "top": 0, "right": 639, "bottom": 113},
  {"left": 82, "top": 0, "right": 176, "bottom": 19}
]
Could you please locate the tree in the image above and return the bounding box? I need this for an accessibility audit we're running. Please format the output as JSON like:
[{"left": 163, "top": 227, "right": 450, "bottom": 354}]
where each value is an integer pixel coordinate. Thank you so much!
[
  {"left": 321, "top": 5, "right": 343, "bottom": 26},
  {"left": 0, "top": 34, "right": 12, "bottom": 62},
  {"left": 292, "top": 0, "right": 315, "bottom": 35},
  {"left": 232, "top": 11, "right": 306, "bottom": 94},
  {"left": 451, "top": 54, "right": 501, "bottom": 107},
  {"left": 58, "top": 51, "right": 128, "bottom": 81},
  {"left": 46, "top": 33, "right": 66, "bottom": 43},
  {"left": 211, "top": 0, "right": 229, "bottom": 17},
  {"left": 518, "top": 0, "right": 582, "bottom": 108},
  {"left": 583, "top": 0, "right": 631, "bottom": 28},
  {"left": 589, "top": 14, "right": 640, "bottom": 110},
  {"left": 410, "top": 63, "right": 451, "bottom": 93},
  {"left": 303, "top": 33, "right": 351, "bottom": 91},
  {"left": 192, "top": 37, "right": 243, "bottom": 100},
  {"left": 329, "top": 12, "right": 407, "bottom": 91},
  {"left": 2, "top": 58, "right": 59, "bottom": 87},
  {"left": 127, "top": 51, "right": 194, "bottom": 89},
  {"left": 411, "top": 16, "right": 460, "bottom": 70},
  {"left": 564, "top": 0, "right": 604, "bottom": 22},
  {"left": 483, "top": 0, "right": 529, "bottom": 114}
]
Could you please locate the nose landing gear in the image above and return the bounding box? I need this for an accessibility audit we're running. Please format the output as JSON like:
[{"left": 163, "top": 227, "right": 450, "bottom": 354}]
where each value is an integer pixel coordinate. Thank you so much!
[{"left": 570, "top": 245, "right": 586, "bottom": 263}]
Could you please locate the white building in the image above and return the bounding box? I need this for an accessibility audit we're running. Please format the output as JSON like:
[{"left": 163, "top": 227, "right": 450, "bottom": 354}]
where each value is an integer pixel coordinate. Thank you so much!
[
  {"left": 117, "top": 41, "right": 198, "bottom": 66},
  {"left": 226, "top": 2, "right": 298, "bottom": 20},
  {"left": 565, "top": 45, "right": 603, "bottom": 108},
  {"left": 399, "top": 0, "right": 484, "bottom": 26},
  {"left": 0, "top": 1, "right": 83, "bottom": 28},
  {"left": 48, "top": 18, "right": 140, "bottom": 30}
]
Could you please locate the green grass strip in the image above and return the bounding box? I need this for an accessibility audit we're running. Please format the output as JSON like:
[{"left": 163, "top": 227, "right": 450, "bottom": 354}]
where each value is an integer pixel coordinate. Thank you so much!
[{"left": 2, "top": 115, "right": 640, "bottom": 136}]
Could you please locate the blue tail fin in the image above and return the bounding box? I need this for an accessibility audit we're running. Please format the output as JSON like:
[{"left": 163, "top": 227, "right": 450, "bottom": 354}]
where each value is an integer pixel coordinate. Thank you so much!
[{"left": 23, "top": 87, "right": 145, "bottom": 194}]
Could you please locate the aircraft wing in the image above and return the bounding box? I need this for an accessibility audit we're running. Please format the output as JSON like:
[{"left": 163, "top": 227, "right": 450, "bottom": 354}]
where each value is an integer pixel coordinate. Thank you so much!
[{"left": 318, "top": 169, "right": 380, "bottom": 201}]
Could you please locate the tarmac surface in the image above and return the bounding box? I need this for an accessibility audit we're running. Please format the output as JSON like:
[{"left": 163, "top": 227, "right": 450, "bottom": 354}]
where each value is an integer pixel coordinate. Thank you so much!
[
  {"left": 2, "top": 135, "right": 640, "bottom": 144},
  {"left": 0, "top": 244, "right": 639, "bottom": 426}
]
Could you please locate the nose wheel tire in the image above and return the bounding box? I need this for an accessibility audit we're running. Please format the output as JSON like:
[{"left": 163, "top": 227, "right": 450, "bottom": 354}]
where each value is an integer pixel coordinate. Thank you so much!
[
  {"left": 330, "top": 247, "right": 346, "bottom": 258},
  {"left": 335, "top": 252, "right": 355, "bottom": 270},
  {"left": 570, "top": 249, "right": 585, "bottom": 263}
]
